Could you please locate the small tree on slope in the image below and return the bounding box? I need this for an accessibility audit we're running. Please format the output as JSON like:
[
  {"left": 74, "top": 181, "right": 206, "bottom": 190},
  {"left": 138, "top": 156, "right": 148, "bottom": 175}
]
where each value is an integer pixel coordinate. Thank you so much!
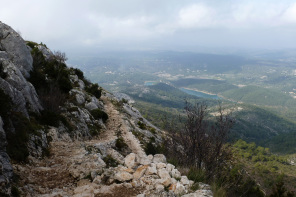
[{"left": 167, "top": 101, "right": 234, "bottom": 180}]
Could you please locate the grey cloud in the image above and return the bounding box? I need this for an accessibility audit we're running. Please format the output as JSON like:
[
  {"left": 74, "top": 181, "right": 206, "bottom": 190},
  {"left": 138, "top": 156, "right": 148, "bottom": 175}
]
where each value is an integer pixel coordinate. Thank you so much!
[{"left": 0, "top": 0, "right": 295, "bottom": 54}]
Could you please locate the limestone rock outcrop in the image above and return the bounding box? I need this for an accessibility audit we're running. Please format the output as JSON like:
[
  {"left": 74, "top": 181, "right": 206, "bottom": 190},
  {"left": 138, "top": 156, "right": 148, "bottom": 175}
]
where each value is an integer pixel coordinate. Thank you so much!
[
  {"left": 0, "top": 22, "right": 42, "bottom": 116},
  {"left": 0, "top": 116, "right": 13, "bottom": 195},
  {"left": 0, "top": 21, "right": 33, "bottom": 78},
  {"left": 0, "top": 22, "right": 44, "bottom": 194}
]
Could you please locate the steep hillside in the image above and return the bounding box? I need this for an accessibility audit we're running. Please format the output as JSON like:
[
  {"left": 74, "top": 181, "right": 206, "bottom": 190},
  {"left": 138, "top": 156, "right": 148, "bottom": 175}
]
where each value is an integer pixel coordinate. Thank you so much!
[
  {"left": 221, "top": 85, "right": 296, "bottom": 108},
  {"left": 0, "top": 22, "right": 212, "bottom": 196}
]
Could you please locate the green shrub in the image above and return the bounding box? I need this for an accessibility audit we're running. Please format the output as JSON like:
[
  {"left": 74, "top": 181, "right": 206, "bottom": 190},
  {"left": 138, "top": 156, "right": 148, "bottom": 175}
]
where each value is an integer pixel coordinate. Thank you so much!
[
  {"left": 6, "top": 113, "right": 32, "bottom": 162},
  {"left": 58, "top": 75, "right": 72, "bottom": 93},
  {"left": 115, "top": 137, "right": 128, "bottom": 151},
  {"left": 29, "top": 45, "right": 73, "bottom": 96},
  {"left": 144, "top": 139, "right": 162, "bottom": 155},
  {"left": 187, "top": 168, "right": 206, "bottom": 183},
  {"left": 29, "top": 68, "right": 48, "bottom": 91},
  {"left": 85, "top": 83, "right": 101, "bottom": 99},
  {"left": 103, "top": 155, "right": 119, "bottom": 167},
  {"left": 90, "top": 109, "right": 108, "bottom": 123},
  {"left": 149, "top": 127, "right": 156, "bottom": 134},
  {"left": 37, "top": 110, "right": 73, "bottom": 131},
  {"left": 121, "top": 98, "right": 128, "bottom": 104},
  {"left": 269, "top": 181, "right": 295, "bottom": 197},
  {"left": 39, "top": 110, "right": 61, "bottom": 127},
  {"left": 72, "top": 68, "right": 84, "bottom": 80},
  {"left": 88, "top": 124, "right": 101, "bottom": 136},
  {"left": 137, "top": 121, "right": 146, "bottom": 130},
  {"left": 190, "top": 183, "right": 200, "bottom": 192},
  {"left": 132, "top": 130, "right": 145, "bottom": 141},
  {"left": 26, "top": 41, "right": 38, "bottom": 49},
  {"left": 82, "top": 78, "right": 91, "bottom": 87},
  {"left": 211, "top": 183, "right": 227, "bottom": 197}
]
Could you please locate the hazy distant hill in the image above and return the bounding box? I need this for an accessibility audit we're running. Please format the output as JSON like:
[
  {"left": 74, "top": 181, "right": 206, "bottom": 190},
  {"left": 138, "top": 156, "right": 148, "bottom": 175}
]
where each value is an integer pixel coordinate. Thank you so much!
[
  {"left": 171, "top": 78, "right": 238, "bottom": 94},
  {"left": 222, "top": 85, "right": 294, "bottom": 106}
]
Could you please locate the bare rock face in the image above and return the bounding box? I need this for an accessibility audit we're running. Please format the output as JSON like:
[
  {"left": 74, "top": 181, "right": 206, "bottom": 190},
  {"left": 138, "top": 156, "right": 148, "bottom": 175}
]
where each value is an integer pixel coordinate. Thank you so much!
[
  {"left": 114, "top": 171, "right": 134, "bottom": 182},
  {"left": 125, "top": 153, "right": 137, "bottom": 169},
  {"left": 153, "top": 154, "right": 167, "bottom": 163},
  {"left": 0, "top": 117, "right": 13, "bottom": 194},
  {"left": 0, "top": 59, "right": 42, "bottom": 116},
  {"left": 37, "top": 45, "right": 53, "bottom": 60},
  {"left": 0, "top": 22, "right": 43, "bottom": 116},
  {"left": 70, "top": 89, "right": 86, "bottom": 105},
  {"left": 133, "top": 165, "right": 149, "bottom": 180},
  {"left": 27, "top": 130, "right": 49, "bottom": 158},
  {"left": 0, "top": 21, "right": 33, "bottom": 78}
]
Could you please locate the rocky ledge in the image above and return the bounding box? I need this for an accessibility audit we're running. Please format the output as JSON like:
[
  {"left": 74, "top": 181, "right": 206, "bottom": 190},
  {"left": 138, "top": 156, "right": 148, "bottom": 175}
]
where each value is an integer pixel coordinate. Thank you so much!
[{"left": 92, "top": 153, "right": 213, "bottom": 197}]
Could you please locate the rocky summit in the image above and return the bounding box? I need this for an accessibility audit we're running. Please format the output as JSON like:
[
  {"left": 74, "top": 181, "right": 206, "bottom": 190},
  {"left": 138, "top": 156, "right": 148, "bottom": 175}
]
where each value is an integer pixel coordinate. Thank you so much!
[{"left": 0, "top": 21, "right": 212, "bottom": 196}]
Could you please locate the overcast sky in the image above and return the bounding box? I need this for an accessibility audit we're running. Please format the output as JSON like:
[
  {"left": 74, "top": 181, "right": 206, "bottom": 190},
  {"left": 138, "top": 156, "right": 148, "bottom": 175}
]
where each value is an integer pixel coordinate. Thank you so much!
[{"left": 1, "top": 0, "right": 296, "bottom": 55}]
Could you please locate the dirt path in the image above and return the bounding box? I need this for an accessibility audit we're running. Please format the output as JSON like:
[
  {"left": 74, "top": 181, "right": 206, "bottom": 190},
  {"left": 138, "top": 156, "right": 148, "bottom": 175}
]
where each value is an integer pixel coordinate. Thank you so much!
[
  {"left": 101, "top": 96, "right": 145, "bottom": 157},
  {"left": 15, "top": 96, "right": 145, "bottom": 196},
  {"left": 15, "top": 141, "right": 82, "bottom": 196}
]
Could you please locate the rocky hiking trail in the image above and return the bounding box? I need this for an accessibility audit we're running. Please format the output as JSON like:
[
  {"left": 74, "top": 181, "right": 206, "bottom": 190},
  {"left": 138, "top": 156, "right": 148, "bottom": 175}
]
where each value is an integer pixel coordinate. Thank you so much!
[
  {"left": 13, "top": 96, "right": 212, "bottom": 197},
  {"left": 13, "top": 96, "right": 140, "bottom": 196},
  {"left": 102, "top": 96, "right": 145, "bottom": 157}
]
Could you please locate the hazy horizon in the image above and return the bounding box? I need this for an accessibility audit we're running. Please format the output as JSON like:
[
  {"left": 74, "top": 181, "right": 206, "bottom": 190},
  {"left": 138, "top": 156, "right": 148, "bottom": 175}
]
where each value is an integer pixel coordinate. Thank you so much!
[{"left": 1, "top": 0, "right": 296, "bottom": 56}]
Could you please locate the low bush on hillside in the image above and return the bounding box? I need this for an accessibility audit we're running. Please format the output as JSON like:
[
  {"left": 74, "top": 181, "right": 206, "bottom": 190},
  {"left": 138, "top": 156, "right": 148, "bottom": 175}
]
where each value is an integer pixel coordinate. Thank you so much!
[
  {"left": 234, "top": 139, "right": 287, "bottom": 164},
  {"left": 70, "top": 67, "right": 92, "bottom": 87},
  {"left": 5, "top": 112, "right": 35, "bottom": 162},
  {"left": 28, "top": 43, "right": 73, "bottom": 111},
  {"left": 115, "top": 137, "right": 128, "bottom": 151},
  {"left": 233, "top": 139, "right": 296, "bottom": 195},
  {"left": 38, "top": 110, "right": 62, "bottom": 127},
  {"left": 144, "top": 137, "right": 162, "bottom": 155},
  {"left": 88, "top": 124, "right": 101, "bottom": 137},
  {"left": 269, "top": 181, "right": 295, "bottom": 197},
  {"left": 26, "top": 41, "right": 38, "bottom": 49},
  {"left": 137, "top": 121, "right": 146, "bottom": 130},
  {"left": 85, "top": 83, "right": 101, "bottom": 99},
  {"left": 103, "top": 155, "right": 119, "bottom": 168},
  {"left": 72, "top": 68, "right": 84, "bottom": 80},
  {"left": 90, "top": 109, "right": 108, "bottom": 123}
]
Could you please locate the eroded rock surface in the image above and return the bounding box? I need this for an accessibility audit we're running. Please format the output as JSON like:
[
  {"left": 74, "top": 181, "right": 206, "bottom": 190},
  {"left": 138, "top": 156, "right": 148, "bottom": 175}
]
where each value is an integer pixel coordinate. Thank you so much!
[
  {"left": 0, "top": 21, "right": 33, "bottom": 78},
  {"left": 0, "top": 22, "right": 42, "bottom": 116},
  {"left": 0, "top": 116, "right": 13, "bottom": 195}
]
